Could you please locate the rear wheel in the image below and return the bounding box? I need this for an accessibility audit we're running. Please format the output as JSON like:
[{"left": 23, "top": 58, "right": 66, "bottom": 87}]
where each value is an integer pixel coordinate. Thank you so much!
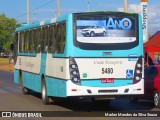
[
  {"left": 19, "top": 71, "right": 29, "bottom": 95},
  {"left": 130, "top": 97, "right": 138, "bottom": 103},
  {"left": 91, "top": 98, "right": 111, "bottom": 105},
  {"left": 19, "top": 71, "right": 23, "bottom": 85},
  {"left": 22, "top": 87, "right": 29, "bottom": 95},
  {"left": 41, "top": 79, "right": 49, "bottom": 105},
  {"left": 154, "top": 91, "right": 160, "bottom": 108}
]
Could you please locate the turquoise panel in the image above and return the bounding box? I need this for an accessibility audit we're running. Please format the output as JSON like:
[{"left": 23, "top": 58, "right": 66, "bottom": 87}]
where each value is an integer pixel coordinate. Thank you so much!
[
  {"left": 81, "top": 79, "right": 132, "bottom": 87},
  {"left": 18, "top": 53, "right": 37, "bottom": 57},
  {"left": 14, "top": 69, "right": 19, "bottom": 84},
  {"left": 40, "top": 53, "right": 47, "bottom": 75},
  {"left": 22, "top": 71, "right": 41, "bottom": 93},
  {"left": 46, "top": 77, "right": 67, "bottom": 97}
]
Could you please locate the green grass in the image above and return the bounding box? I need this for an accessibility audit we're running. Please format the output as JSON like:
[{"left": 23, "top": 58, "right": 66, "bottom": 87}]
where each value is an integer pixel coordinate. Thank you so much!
[{"left": 0, "top": 58, "right": 8, "bottom": 63}]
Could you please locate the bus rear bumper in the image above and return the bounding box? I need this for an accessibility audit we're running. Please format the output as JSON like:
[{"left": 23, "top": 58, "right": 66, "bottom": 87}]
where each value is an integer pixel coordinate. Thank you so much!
[{"left": 67, "top": 79, "right": 144, "bottom": 97}]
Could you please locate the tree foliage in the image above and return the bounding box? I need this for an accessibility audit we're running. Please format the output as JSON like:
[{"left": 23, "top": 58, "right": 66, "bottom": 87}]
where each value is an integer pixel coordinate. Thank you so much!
[{"left": 0, "top": 14, "right": 19, "bottom": 52}]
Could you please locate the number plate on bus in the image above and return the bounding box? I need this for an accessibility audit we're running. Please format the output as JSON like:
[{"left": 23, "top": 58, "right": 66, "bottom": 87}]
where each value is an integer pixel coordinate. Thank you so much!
[{"left": 101, "top": 78, "right": 114, "bottom": 83}]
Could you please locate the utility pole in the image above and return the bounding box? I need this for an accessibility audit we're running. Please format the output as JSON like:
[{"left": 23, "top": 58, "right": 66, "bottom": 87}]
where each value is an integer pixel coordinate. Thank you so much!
[
  {"left": 57, "top": 0, "right": 60, "bottom": 17},
  {"left": 124, "top": 0, "right": 128, "bottom": 12},
  {"left": 26, "top": 0, "right": 30, "bottom": 24},
  {"left": 87, "top": 0, "right": 91, "bottom": 11}
]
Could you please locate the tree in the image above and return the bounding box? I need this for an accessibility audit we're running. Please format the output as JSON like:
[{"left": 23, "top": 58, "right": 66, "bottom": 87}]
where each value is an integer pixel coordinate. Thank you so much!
[{"left": 0, "top": 14, "right": 19, "bottom": 52}]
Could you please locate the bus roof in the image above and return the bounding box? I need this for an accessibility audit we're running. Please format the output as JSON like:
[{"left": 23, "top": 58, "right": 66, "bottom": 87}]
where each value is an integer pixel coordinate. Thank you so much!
[
  {"left": 74, "top": 10, "right": 137, "bottom": 14},
  {"left": 15, "top": 14, "right": 69, "bottom": 32},
  {"left": 15, "top": 11, "right": 138, "bottom": 32}
]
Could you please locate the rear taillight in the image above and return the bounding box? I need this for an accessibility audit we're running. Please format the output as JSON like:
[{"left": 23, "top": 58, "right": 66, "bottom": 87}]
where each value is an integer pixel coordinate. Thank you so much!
[
  {"left": 69, "top": 57, "right": 81, "bottom": 85},
  {"left": 133, "top": 56, "right": 143, "bottom": 84}
]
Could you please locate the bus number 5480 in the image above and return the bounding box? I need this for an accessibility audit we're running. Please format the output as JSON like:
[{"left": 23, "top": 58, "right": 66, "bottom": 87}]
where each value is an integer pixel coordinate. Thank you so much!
[{"left": 102, "top": 68, "right": 113, "bottom": 74}]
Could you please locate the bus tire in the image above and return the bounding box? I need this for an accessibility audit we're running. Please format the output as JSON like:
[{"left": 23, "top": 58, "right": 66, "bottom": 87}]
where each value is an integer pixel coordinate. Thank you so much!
[
  {"left": 22, "top": 87, "right": 29, "bottom": 95},
  {"left": 129, "top": 97, "right": 138, "bottom": 103},
  {"left": 154, "top": 91, "right": 160, "bottom": 108},
  {"left": 51, "top": 97, "right": 59, "bottom": 104},
  {"left": 19, "top": 71, "right": 29, "bottom": 95},
  {"left": 19, "top": 70, "right": 23, "bottom": 85},
  {"left": 91, "top": 98, "right": 111, "bottom": 105},
  {"left": 41, "top": 79, "right": 49, "bottom": 105}
]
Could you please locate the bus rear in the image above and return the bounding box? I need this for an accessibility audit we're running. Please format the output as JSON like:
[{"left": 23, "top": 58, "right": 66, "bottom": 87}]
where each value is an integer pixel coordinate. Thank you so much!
[{"left": 66, "top": 12, "right": 144, "bottom": 98}]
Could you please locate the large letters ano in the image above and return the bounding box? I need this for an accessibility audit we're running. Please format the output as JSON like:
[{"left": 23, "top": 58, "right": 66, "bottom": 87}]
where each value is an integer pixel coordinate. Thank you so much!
[{"left": 106, "top": 18, "right": 132, "bottom": 30}]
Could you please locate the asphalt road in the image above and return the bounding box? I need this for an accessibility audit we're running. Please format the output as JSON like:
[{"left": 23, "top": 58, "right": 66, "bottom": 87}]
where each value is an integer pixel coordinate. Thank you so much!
[{"left": 0, "top": 70, "right": 160, "bottom": 120}]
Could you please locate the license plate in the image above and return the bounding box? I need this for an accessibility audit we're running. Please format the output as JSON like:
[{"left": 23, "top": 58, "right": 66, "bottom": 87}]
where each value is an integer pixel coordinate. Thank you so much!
[{"left": 101, "top": 78, "right": 114, "bottom": 83}]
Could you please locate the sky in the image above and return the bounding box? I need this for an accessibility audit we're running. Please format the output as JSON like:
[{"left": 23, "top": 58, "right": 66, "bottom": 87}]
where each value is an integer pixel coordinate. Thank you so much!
[{"left": 0, "top": 0, "right": 160, "bottom": 34}]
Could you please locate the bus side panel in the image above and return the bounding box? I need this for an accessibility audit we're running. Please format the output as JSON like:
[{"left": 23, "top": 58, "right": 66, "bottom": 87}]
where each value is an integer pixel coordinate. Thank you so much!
[
  {"left": 46, "top": 77, "right": 67, "bottom": 97},
  {"left": 45, "top": 54, "right": 69, "bottom": 97},
  {"left": 40, "top": 53, "right": 47, "bottom": 76},
  {"left": 14, "top": 69, "right": 19, "bottom": 84},
  {"left": 22, "top": 71, "right": 41, "bottom": 93},
  {"left": 14, "top": 54, "right": 42, "bottom": 92}
]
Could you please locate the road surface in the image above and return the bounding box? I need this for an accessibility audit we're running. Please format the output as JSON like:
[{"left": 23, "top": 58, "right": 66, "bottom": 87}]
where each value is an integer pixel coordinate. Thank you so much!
[{"left": 0, "top": 70, "right": 159, "bottom": 120}]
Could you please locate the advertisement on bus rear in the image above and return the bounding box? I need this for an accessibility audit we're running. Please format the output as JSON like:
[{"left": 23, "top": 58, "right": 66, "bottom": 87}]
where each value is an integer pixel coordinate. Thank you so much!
[{"left": 76, "top": 17, "right": 136, "bottom": 44}]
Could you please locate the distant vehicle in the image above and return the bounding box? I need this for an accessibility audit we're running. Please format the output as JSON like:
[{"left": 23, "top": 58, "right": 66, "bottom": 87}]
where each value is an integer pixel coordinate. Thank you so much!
[
  {"left": 0, "top": 52, "right": 4, "bottom": 56},
  {"left": 0, "top": 52, "right": 9, "bottom": 58},
  {"left": 81, "top": 26, "right": 106, "bottom": 37},
  {"left": 130, "top": 65, "right": 160, "bottom": 108},
  {"left": 3, "top": 53, "right": 9, "bottom": 58}
]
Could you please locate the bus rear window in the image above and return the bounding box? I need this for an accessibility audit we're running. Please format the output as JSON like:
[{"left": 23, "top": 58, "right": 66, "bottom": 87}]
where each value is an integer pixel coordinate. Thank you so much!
[{"left": 74, "top": 12, "right": 139, "bottom": 50}]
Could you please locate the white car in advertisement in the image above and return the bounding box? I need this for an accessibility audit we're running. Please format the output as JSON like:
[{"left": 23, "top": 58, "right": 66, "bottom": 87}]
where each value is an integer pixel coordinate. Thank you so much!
[{"left": 81, "top": 26, "right": 106, "bottom": 37}]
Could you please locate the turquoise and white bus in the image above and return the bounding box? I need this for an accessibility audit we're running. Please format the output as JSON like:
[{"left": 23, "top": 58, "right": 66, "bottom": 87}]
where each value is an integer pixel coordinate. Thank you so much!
[{"left": 14, "top": 11, "right": 144, "bottom": 104}]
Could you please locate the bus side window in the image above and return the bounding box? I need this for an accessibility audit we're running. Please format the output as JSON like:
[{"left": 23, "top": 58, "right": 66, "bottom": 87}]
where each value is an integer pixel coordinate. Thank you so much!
[
  {"left": 24, "top": 31, "right": 29, "bottom": 52},
  {"left": 41, "top": 26, "right": 48, "bottom": 53},
  {"left": 33, "top": 29, "right": 37, "bottom": 53},
  {"left": 36, "top": 28, "right": 41, "bottom": 53},
  {"left": 27, "top": 30, "right": 32, "bottom": 52},
  {"left": 19, "top": 32, "right": 24, "bottom": 52},
  {"left": 41, "top": 27, "right": 44, "bottom": 52},
  {"left": 33, "top": 29, "right": 36, "bottom": 52},
  {"left": 14, "top": 32, "right": 18, "bottom": 54},
  {"left": 48, "top": 25, "right": 56, "bottom": 53},
  {"left": 55, "top": 25, "right": 61, "bottom": 53},
  {"left": 60, "top": 23, "right": 66, "bottom": 53},
  {"left": 48, "top": 26, "right": 52, "bottom": 53},
  {"left": 19, "top": 32, "right": 22, "bottom": 52},
  {"left": 45, "top": 26, "right": 49, "bottom": 52},
  {"left": 55, "top": 22, "right": 66, "bottom": 53},
  {"left": 30, "top": 30, "right": 36, "bottom": 53},
  {"left": 12, "top": 32, "right": 18, "bottom": 62}
]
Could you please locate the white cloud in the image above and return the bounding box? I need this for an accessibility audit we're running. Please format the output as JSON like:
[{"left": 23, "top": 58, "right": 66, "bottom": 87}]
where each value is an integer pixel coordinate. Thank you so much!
[
  {"left": 117, "top": 4, "right": 141, "bottom": 13},
  {"left": 146, "top": 4, "right": 160, "bottom": 34},
  {"left": 129, "top": 4, "right": 141, "bottom": 13},
  {"left": 117, "top": 3, "right": 158, "bottom": 18},
  {"left": 117, "top": 8, "right": 124, "bottom": 12},
  {"left": 97, "top": 3, "right": 118, "bottom": 8}
]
